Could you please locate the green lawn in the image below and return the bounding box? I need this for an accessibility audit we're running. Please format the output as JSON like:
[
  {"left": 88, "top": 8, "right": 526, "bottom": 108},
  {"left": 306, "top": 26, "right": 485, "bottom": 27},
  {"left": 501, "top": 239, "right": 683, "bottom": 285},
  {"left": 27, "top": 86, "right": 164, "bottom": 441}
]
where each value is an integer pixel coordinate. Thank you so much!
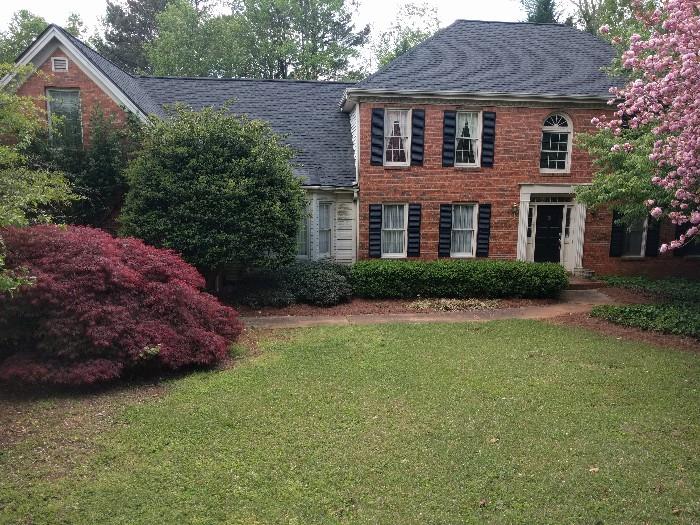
[{"left": 1, "top": 320, "right": 699, "bottom": 524}]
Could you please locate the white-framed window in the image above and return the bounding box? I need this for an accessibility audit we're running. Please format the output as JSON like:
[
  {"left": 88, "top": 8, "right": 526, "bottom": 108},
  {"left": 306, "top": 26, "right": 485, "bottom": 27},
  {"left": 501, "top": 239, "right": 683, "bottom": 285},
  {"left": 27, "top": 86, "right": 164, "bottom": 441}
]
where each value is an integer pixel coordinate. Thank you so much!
[
  {"left": 318, "top": 202, "right": 333, "bottom": 257},
  {"left": 451, "top": 204, "right": 478, "bottom": 257},
  {"left": 623, "top": 217, "right": 648, "bottom": 257},
  {"left": 51, "top": 57, "right": 68, "bottom": 72},
  {"left": 384, "top": 109, "right": 411, "bottom": 166},
  {"left": 46, "top": 88, "right": 82, "bottom": 147},
  {"left": 540, "top": 114, "right": 572, "bottom": 173},
  {"left": 381, "top": 203, "right": 407, "bottom": 257},
  {"left": 296, "top": 213, "right": 310, "bottom": 258},
  {"left": 455, "top": 112, "right": 481, "bottom": 167}
]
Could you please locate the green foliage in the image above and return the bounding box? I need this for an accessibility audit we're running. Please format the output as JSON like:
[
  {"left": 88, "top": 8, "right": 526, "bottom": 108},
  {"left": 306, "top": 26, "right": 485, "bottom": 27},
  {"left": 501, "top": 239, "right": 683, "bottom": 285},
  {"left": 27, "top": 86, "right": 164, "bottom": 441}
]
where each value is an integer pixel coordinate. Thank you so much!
[
  {"left": 599, "top": 275, "right": 700, "bottom": 303},
  {"left": 0, "top": 10, "right": 47, "bottom": 64},
  {"left": 64, "top": 13, "right": 85, "bottom": 38},
  {"left": 575, "top": 126, "right": 670, "bottom": 223},
  {"left": 0, "top": 63, "right": 75, "bottom": 294},
  {"left": 521, "top": 0, "right": 561, "bottom": 23},
  {"left": 92, "top": 0, "right": 172, "bottom": 74},
  {"left": 233, "top": 261, "right": 352, "bottom": 307},
  {"left": 591, "top": 304, "right": 700, "bottom": 339},
  {"left": 372, "top": 2, "right": 440, "bottom": 69},
  {"left": 350, "top": 260, "right": 569, "bottom": 299},
  {"left": 146, "top": 0, "right": 369, "bottom": 79},
  {"left": 120, "top": 105, "right": 305, "bottom": 274}
]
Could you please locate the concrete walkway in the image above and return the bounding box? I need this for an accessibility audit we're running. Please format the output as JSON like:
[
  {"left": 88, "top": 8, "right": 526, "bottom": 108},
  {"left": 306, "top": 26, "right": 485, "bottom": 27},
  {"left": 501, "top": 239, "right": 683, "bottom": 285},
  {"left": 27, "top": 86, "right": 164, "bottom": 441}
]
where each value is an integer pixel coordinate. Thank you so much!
[{"left": 241, "top": 290, "right": 615, "bottom": 329}]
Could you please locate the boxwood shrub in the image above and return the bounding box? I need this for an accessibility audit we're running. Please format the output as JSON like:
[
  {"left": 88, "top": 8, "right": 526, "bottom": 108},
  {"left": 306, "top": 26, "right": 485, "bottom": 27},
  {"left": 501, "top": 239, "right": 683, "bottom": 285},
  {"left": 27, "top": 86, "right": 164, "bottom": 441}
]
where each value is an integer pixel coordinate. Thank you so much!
[
  {"left": 230, "top": 261, "right": 352, "bottom": 307},
  {"left": 350, "top": 260, "right": 568, "bottom": 299}
]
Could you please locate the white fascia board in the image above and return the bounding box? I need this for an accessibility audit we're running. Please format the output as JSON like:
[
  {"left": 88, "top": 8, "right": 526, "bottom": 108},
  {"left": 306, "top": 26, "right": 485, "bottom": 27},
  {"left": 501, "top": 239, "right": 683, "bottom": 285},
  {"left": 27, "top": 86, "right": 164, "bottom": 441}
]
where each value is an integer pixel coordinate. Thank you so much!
[{"left": 3, "top": 27, "right": 147, "bottom": 121}]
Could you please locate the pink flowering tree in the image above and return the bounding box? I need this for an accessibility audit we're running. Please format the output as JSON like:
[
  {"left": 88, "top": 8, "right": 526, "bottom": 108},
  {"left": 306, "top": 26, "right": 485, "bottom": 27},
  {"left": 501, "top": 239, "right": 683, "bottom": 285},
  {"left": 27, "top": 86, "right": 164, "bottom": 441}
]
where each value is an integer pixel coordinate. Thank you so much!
[{"left": 595, "top": 0, "right": 700, "bottom": 252}]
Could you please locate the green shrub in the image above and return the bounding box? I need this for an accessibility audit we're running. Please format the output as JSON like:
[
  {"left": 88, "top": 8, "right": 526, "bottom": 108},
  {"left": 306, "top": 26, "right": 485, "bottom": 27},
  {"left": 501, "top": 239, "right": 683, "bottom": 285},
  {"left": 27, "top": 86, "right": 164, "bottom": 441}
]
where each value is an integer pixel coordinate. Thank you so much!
[
  {"left": 591, "top": 304, "right": 700, "bottom": 339},
  {"left": 599, "top": 276, "right": 700, "bottom": 303},
  {"left": 230, "top": 261, "right": 351, "bottom": 307},
  {"left": 350, "top": 260, "right": 568, "bottom": 299}
]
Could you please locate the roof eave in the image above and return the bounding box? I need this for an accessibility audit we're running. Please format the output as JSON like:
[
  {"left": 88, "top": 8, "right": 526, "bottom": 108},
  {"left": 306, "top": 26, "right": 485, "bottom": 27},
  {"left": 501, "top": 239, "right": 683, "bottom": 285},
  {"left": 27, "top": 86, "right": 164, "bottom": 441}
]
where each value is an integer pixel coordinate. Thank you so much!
[{"left": 341, "top": 88, "right": 611, "bottom": 111}]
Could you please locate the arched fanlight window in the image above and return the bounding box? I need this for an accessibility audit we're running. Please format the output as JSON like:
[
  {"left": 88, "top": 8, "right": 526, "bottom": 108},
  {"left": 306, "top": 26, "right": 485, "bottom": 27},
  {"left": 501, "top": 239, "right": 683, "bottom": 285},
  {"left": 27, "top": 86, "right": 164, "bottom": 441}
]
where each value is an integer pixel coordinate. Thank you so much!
[{"left": 540, "top": 114, "right": 572, "bottom": 172}]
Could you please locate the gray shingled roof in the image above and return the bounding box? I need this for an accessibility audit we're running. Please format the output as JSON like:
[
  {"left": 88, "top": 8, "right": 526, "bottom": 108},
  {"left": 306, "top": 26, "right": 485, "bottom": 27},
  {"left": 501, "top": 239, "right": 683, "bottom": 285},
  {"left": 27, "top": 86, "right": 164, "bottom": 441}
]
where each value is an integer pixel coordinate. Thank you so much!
[
  {"left": 136, "top": 77, "right": 356, "bottom": 187},
  {"left": 353, "top": 20, "right": 618, "bottom": 98}
]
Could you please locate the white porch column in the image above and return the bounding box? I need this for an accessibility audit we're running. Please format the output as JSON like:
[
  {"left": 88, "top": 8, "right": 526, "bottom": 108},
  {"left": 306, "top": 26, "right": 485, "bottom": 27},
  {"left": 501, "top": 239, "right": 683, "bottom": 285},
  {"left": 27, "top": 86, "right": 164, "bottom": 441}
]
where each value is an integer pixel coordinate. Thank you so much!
[
  {"left": 516, "top": 198, "right": 530, "bottom": 261},
  {"left": 572, "top": 202, "right": 587, "bottom": 270}
]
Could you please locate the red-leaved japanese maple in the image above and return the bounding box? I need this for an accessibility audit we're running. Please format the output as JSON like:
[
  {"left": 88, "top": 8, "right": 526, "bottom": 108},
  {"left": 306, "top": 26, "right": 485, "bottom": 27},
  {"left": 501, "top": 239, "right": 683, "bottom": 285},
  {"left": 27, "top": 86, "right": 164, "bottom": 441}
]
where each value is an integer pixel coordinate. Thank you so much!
[{"left": 0, "top": 225, "right": 243, "bottom": 385}]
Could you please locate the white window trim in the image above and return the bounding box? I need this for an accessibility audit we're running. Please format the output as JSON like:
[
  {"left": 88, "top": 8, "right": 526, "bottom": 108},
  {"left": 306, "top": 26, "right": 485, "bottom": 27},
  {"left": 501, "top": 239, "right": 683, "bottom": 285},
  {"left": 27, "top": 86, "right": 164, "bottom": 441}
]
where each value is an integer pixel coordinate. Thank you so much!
[
  {"left": 621, "top": 216, "right": 649, "bottom": 258},
  {"left": 540, "top": 113, "right": 573, "bottom": 174},
  {"left": 46, "top": 88, "right": 83, "bottom": 144},
  {"left": 381, "top": 203, "right": 408, "bottom": 258},
  {"left": 51, "top": 56, "right": 68, "bottom": 72},
  {"left": 450, "top": 203, "right": 479, "bottom": 258},
  {"left": 318, "top": 202, "right": 333, "bottom": 258},
  {"left": 454, "top": 111, "right": 482, "bottom": 168},
  {"left": 383, "top": 109, "right": 412, "bottom": 167}
]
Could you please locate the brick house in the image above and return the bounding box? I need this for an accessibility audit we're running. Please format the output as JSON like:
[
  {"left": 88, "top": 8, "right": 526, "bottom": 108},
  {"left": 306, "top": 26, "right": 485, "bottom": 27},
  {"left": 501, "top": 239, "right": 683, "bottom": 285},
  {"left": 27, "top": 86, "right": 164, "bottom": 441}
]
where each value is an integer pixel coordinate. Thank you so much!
[{"left": 7, "top": 21, "right": 699, "bottom": 276}]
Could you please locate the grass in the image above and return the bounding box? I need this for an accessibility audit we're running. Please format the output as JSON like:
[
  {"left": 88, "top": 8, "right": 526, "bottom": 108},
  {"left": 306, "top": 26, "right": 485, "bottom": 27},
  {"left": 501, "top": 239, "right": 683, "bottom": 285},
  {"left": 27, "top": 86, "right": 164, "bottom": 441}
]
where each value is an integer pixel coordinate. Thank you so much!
[{"left": 1, "top": 320, "right": 699, "bottom": 524}]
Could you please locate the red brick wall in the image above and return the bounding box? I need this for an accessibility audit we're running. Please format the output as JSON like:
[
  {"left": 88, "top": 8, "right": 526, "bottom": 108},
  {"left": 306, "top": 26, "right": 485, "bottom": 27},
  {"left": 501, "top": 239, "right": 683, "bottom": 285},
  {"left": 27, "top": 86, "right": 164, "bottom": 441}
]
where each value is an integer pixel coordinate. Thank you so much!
[
  {"left": 357, "top": 101, "right": 700, "bottom": 277},
  {"left": 16, "top": 51, "right": 128, "bottom": 146}
]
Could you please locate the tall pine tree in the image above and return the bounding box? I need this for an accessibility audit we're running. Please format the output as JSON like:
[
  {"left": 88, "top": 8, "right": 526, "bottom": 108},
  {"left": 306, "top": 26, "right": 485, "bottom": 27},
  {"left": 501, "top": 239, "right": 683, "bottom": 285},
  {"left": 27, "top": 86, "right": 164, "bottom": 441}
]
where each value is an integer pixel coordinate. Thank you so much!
[{"left": 521, "top": 0, "right": 560, "bottom": 23}]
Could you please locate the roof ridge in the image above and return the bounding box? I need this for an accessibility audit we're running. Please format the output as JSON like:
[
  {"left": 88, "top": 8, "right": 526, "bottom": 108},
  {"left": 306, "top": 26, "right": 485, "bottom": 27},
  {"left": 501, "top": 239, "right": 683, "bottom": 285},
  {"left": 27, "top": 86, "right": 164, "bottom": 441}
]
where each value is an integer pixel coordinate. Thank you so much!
[
  {"left": 453, "top": 19, "right": 573, "bottom": 26},
  {"left": 138, "top": 75, "right": 358, "bottom": 85}
]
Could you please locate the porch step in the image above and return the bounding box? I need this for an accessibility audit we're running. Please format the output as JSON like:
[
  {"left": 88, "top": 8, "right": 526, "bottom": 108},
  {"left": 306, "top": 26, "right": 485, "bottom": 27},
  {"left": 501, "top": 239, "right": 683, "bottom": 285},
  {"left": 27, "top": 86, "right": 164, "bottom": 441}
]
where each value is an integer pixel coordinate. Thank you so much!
[{"left": 568, "top": 277, "right": 607, "bottom": 290}]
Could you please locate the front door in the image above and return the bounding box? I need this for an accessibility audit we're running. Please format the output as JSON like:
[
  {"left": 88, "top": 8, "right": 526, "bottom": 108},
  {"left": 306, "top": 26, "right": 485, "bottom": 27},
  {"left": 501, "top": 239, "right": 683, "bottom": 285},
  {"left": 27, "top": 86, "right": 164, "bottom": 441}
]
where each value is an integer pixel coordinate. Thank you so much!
[{"left": 534, "top": 205, "right": 563, "bottom": 263}]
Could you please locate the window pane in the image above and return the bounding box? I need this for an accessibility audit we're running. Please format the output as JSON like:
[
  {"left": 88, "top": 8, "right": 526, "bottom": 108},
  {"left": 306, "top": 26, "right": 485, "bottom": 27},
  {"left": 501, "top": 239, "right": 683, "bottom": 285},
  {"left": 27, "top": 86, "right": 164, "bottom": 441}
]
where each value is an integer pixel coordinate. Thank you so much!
[
  {"left": 382, "top": 230, "right": 404, "bottom": 254},
  {"left": 383, "top": 204, "right": 404, "bottom": 229},
  {"left": 296, "top": 217, "right": 309, "bottom": 256},
  {"left": 451, "top": 230, "right": 474, "bottom": 255},
  {"left": 623, "top": 219, "right": 645, "bottom": 256},
  {"left": 319, "top": 230, "right": 331, "bottom": 255},
  {"left": 384, "top": 110, "right": 409, "bottom": 164},
  {"left": 452, "top": 205, "right": 474, "bottom": 229},
  {"left": 47, "top": 89, "right": 82, "bottom": 147},
  {"left": 319, "top": 203, "right": 331, "bottom": 229},
  {"left": 456, "top": 112, "right": 478, "bottom": 164}
]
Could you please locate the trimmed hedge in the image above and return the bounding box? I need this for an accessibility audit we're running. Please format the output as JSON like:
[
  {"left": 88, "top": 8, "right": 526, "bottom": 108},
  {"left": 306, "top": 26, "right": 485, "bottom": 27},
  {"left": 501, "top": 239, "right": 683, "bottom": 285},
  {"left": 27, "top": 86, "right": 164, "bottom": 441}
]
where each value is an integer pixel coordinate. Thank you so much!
[
  {"left": 591, "top": 304, "right": 700, "bottom": 339},
  {"left": 350, "top": 260, "right": 568, "bottom": 299},
  {"left": 229, "top": 261, "right": 352, "bottom": 307}
]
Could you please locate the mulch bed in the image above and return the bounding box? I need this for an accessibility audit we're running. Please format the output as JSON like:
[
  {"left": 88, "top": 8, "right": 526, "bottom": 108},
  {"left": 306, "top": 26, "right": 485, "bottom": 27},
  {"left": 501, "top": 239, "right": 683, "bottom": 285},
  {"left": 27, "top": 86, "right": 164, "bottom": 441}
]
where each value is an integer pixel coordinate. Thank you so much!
[
  {"left": 234, "top": 297, "right": 557, "bottom": 317},
  {"left": 546, "top": 312, "right": 699, "bottom": 353}
]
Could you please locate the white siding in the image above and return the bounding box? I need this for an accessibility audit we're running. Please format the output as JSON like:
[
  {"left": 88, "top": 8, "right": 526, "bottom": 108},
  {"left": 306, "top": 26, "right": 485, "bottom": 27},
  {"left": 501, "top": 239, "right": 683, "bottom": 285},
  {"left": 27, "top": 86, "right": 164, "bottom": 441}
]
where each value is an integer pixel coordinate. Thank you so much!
[{"left": 303, "top": 189, "right": 356, "bottom": 264}]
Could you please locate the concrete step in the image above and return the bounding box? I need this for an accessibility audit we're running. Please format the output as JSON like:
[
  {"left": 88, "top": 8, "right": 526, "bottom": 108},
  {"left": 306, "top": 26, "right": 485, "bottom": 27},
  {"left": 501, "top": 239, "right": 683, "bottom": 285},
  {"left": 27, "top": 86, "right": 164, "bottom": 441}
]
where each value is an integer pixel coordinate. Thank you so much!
[{"left": 568, "top": 277, "right": 607, "bottom": 290}]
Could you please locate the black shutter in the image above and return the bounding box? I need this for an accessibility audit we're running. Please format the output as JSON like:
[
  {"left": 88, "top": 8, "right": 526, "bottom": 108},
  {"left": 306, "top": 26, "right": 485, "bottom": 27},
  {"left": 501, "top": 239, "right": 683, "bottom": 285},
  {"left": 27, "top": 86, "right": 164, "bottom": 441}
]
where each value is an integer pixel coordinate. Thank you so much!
[
  {"left": 370, "top": 109, "right": 384, "bottom": 166},
  {"left": 369, "top": 204, "right": 382, "bottom": 257},
  {"left": 438, "top": 204, "right": 452, "bottom": 257},
  {"left": 411, "top": 110, "right": 425, "bottom": 166},
  {"left": 442, "top": 111, "right": 456, "bottom": 167},
  {"left": 609, "top": 211, "right": 624, "bottom": 257},
  {"left": 481, "top": 111, "right": 496, "bottom": 168},
  {"left": 645, "top": 218, "right": 660, "bottom": 257},
  {"left": 475, "top": 204, "right": 491, "bottom": 257},
  {"left": 407, "top": 203, "right": 421, "bottom": 257}
]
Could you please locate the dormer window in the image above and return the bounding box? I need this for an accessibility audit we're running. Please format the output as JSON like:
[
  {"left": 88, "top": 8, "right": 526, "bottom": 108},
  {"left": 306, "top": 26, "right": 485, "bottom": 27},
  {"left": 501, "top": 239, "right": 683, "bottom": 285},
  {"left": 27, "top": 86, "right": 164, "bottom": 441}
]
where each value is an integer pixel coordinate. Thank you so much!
[
  {"left": 51, "top": 57, "right": 69, "bottom": 72},
  {"left": 455, "top": 112, "right": 481, "bottom": 167},
  {"left": 384, "top": 109, "right": 411, "bottom": 166},
  {"left": 540, "top": 113, "right": 572, "bottom": 173}
]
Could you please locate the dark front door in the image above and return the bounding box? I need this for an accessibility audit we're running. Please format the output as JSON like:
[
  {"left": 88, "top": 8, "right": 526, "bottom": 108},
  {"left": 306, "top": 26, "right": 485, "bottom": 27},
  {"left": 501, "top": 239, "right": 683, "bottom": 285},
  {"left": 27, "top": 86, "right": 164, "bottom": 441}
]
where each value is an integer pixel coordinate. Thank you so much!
[{"left": 534, "top": 205, "right": 563, "bottom": 263}]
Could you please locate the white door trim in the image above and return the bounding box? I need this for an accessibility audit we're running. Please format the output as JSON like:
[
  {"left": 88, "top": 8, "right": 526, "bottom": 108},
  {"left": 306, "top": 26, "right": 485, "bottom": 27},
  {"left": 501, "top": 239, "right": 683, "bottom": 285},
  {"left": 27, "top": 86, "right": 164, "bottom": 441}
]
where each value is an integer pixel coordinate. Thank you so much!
[{"left": 517, "top": 184, "right": 586, "bottom": 271}]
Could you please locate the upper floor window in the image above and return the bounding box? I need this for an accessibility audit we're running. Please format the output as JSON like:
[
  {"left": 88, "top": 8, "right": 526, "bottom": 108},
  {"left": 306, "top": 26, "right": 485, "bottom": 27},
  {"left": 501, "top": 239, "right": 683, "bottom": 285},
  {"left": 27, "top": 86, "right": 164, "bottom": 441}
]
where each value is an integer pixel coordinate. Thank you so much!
[
  {"left": 384, "top": 109, "right": 411, "bottom": 166},
  {"left": 46, "top": 88, "right": 82, "bottom": 148},
  {"left": 455, "top": 112, "right": 480, "bottom": 167},
  {"left": 540, "top": 114, "right": 571, "bottom": 173},
  {"left": 381, "top": 203, "right": 407, "bottom": 257}
]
